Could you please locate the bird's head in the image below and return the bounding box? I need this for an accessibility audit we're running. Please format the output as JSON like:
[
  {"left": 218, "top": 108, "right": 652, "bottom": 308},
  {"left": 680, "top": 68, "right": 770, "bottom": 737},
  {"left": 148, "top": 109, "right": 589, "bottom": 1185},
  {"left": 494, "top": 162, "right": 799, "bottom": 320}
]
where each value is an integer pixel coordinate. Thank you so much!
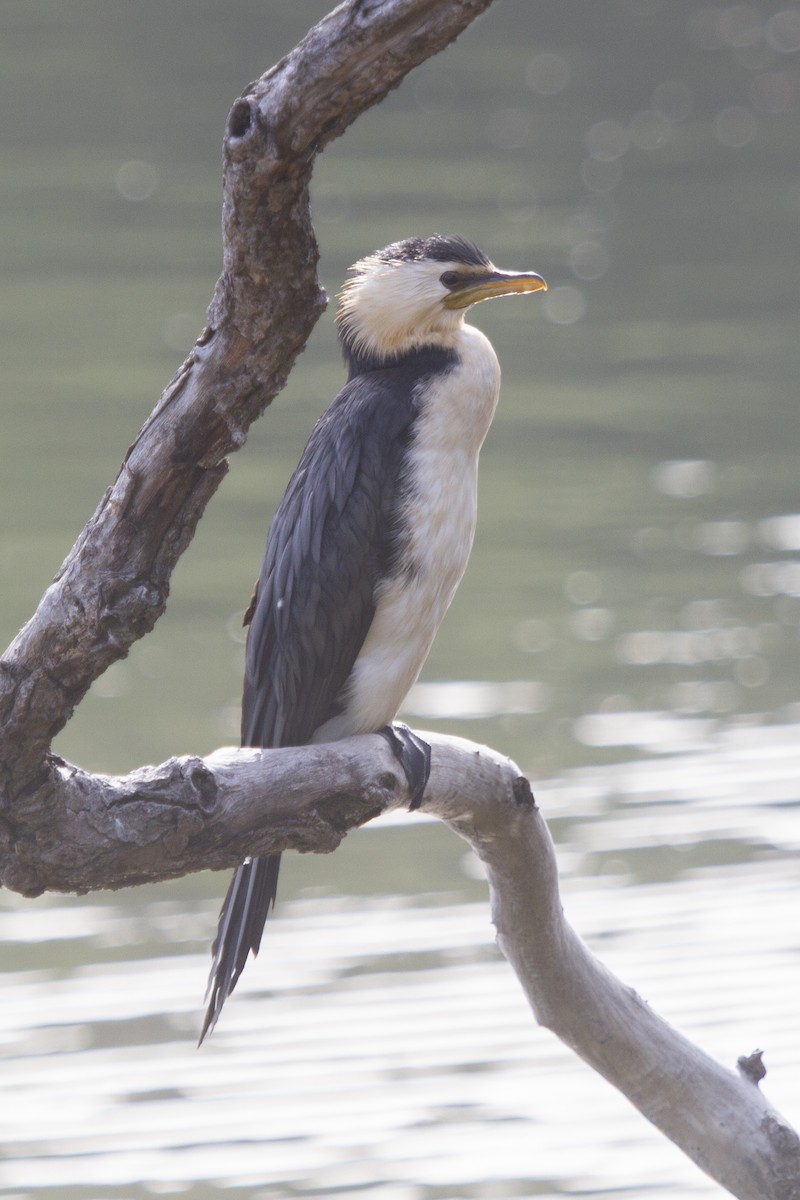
[{"left": 336, "top": 234, "right": 547, "bottom": 367}]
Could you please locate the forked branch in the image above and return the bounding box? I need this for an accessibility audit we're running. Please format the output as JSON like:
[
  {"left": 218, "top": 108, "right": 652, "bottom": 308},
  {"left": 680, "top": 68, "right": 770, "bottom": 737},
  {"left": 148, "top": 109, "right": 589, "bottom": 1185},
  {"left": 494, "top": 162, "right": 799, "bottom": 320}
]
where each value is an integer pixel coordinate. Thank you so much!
[
  {"left": 0, "top": 0, "right": 495, "bottom": 805},
  {"left": 1, "top": 3, "right": 797, "bottom": 1196}
]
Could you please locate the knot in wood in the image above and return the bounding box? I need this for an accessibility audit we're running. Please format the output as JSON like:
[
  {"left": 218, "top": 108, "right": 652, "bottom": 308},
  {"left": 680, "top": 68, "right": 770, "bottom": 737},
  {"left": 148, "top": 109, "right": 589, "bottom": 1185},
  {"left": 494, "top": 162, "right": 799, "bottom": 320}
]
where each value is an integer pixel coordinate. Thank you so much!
[
  {"left": 512, "top": 774, "right": 536, "bottom": 810},
  {"left": 228, "top": 97, "right": 254, "bottom": 141}
]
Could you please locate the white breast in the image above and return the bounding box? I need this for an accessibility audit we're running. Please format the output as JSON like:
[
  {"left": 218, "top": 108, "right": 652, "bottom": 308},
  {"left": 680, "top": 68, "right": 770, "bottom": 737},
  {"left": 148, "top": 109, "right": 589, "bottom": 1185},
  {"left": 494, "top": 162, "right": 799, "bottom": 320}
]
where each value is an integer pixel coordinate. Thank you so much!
[{"left": 313, "top": 324, "right": 501, "bottom": 742}]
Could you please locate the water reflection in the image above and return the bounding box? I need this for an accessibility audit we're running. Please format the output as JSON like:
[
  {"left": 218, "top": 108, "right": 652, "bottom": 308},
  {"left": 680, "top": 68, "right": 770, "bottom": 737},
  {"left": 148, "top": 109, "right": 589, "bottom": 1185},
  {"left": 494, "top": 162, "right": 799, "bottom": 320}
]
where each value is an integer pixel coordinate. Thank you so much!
[
  {"left": 3, "top": 0, "right": 800, "bottom": 1195},
  {"left": 651, "top": 459, "right": 717, "bottom": 499},
  {"left": 1, "top": 726, "right": 798, "bottom": 1199},
  {"left": 618, "top": 624, "right": 761, "bottom": 665},
  {"left": 406, "top": 679, "right": 548, "bottom": 720}
]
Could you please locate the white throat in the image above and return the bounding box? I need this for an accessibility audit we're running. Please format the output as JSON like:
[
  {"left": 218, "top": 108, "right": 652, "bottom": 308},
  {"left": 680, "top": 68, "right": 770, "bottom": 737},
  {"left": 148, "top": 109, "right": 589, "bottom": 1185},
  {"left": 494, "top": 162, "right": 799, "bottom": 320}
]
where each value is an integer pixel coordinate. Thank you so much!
[{"left": 337, "top": 258, "right": 466, "bottom": 360}]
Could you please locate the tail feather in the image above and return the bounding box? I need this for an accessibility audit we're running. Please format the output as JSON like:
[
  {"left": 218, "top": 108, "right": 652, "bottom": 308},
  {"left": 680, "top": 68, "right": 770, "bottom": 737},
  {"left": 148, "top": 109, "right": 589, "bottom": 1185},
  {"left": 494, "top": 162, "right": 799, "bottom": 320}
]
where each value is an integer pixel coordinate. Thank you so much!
[{"left": 199, "top": 853, "right": 282, "bottom": 1043}]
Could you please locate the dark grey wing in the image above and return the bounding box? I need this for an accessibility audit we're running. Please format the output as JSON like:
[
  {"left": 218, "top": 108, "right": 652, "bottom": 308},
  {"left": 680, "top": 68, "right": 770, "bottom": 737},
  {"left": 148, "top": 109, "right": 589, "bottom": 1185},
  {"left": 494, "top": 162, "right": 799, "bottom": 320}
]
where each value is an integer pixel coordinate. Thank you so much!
[
  {"left": 200, "top": 372, "right": 418, "bottom": 1042},
  {"left": 242, "top": 371, "right": 418, "bottom": 747}
]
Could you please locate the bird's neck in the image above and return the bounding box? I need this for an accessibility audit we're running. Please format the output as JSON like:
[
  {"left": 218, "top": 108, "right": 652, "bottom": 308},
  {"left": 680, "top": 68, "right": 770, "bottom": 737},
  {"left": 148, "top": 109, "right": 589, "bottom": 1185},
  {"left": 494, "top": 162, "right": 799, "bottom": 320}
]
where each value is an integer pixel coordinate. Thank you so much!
[{"left": 341, "top": 338, "right": 459, "bottom": 380}]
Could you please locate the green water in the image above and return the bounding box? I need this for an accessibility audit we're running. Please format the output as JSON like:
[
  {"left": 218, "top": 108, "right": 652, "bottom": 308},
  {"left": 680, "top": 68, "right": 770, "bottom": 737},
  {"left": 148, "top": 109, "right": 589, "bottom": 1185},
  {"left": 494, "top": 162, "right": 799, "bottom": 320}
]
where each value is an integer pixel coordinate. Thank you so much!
[
  {"left": 3, "top": 0, "right": 799, "bottom": 780},
  {"left": 1, "top": 3, "right": 799, "bottom": 1195}
]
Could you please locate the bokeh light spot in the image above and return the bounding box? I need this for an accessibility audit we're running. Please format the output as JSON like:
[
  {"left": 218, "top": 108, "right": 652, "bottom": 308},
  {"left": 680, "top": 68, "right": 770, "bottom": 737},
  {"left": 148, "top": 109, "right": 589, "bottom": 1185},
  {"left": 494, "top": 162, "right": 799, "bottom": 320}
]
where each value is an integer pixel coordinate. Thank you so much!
[
  {"left": 115, "top": 160, "right": 158, "bottom": 201},
  {"left": 713, "top": 105, "right": 757, "bottom": 147},
  {"left": 543, "top": 285, "right": 586, "bottom": 325},
  {"left": 525, "top": 52, "right": 571, "bottom": 95}
]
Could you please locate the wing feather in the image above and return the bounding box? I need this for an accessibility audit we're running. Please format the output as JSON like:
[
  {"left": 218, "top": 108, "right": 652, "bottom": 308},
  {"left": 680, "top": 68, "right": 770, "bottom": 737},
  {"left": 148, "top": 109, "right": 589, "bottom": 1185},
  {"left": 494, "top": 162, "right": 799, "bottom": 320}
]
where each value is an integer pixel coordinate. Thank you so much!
[{"left": 242, "top": 372, "right": 419, "bottom": 748}]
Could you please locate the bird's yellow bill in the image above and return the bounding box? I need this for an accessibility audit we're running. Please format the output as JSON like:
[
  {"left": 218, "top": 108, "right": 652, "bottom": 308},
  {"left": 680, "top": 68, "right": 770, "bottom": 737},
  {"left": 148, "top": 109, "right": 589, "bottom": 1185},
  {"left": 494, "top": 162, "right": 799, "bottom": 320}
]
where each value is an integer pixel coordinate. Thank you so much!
[{"left": 444, "top": 270, "right": 548, "bottom": 309}]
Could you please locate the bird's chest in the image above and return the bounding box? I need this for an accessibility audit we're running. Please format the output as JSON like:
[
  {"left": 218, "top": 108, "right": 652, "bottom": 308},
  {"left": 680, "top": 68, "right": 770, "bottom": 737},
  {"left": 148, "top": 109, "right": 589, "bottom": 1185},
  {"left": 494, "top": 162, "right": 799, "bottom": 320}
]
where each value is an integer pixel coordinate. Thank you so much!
[
  {"left": 397, "top": 328, "right": 500, "bottom": 596},
  {"left": 320, "top": 332, "right": 501, "bottom": 737},
  {"left": 399, "top": 449, "right": 479, "bottom": 601}
]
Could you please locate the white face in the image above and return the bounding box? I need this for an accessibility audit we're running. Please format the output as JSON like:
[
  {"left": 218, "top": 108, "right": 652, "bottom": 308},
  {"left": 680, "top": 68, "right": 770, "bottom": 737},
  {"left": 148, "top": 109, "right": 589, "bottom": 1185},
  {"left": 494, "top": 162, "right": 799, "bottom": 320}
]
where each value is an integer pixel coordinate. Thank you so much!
[
  {"left": 336, "top": 253, "right": 546, "bottom": 361},
  {"left": 337, "top": 256, "right": 474, "bottom": 360}
]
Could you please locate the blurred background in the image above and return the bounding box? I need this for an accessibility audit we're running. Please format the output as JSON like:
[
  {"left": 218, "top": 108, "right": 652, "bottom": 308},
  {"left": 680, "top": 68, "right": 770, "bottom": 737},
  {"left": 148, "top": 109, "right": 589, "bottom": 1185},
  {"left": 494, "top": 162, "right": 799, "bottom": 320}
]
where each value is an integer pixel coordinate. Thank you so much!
[{"left": 1, "top": 1, "right": 798, "bottom": 1196}]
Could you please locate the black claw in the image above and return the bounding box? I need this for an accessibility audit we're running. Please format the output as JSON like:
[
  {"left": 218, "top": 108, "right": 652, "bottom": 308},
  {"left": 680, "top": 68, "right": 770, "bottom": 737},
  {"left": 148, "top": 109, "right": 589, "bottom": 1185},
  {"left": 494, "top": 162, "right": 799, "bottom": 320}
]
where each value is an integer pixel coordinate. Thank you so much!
[{"left": 379, "top": 722, "right": 431, "bottom": 810}]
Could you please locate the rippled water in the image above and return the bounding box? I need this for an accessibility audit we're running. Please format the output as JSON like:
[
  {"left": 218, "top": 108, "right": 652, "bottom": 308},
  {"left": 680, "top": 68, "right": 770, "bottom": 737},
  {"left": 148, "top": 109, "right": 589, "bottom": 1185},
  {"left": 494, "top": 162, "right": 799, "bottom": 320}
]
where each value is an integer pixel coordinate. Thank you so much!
[
  {"left": 1, "top": 729, "right": 798, "bottom": 1198},
  {"left": 2, "top": 1, "right": 799, "bottom": 1196}
]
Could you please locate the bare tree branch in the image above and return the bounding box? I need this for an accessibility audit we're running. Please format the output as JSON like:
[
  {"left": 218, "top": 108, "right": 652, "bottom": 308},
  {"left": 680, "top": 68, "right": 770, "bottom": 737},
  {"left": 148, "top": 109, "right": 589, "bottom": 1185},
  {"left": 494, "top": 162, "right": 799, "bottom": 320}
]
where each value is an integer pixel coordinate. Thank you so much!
[
  {"left": 0, "top": 0, "right": 495, "bottom": 807},
  {"left": 478, "top": 772, "right": 800, "bottom": 1200},
  {"left": 6, "top": 724, "right": 799, "bottom": 1197},
  {"left": 2, "top": 5, "right": 798, "bottom": 1195},
  {"left": 1, "top": 733, "right": 515, "bottom": 895}
]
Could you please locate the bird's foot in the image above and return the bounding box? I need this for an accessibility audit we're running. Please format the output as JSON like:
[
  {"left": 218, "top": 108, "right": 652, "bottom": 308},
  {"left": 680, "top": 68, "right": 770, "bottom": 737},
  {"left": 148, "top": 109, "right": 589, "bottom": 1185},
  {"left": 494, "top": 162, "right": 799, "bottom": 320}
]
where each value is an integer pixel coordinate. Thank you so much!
[{"left": 379, "top": 722, "right": 431, "bottom": 811}]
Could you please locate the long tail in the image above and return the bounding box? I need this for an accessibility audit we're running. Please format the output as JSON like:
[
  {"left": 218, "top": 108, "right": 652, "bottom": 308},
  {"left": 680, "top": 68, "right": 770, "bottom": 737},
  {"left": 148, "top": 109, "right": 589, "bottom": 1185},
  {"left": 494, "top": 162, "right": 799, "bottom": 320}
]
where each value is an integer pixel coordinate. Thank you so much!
[{"left": 199, "top": 852, "right": 282, "bottom": 1043}]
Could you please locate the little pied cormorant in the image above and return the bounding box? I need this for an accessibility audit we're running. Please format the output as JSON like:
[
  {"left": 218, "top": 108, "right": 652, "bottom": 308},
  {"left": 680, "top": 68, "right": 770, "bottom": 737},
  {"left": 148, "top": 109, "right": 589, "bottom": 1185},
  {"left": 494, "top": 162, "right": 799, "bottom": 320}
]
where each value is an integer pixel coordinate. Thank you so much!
[{"left": 201, "top": 234, "right": 547, "bottom": 1041}]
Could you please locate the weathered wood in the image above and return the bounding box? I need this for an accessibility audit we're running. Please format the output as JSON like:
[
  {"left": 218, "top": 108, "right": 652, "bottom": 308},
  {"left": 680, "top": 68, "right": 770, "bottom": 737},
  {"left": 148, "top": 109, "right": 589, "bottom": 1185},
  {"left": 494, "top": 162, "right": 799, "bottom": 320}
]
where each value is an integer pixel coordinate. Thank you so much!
[
  {"left": 0, "top": 733, "right": 516, "bottom": 895},
  {"left": 2, "top": 4, "right": 798, "bottom": 1195},
  {"left": 477, "top": 770, "right": 800, "bottom": 1200}
]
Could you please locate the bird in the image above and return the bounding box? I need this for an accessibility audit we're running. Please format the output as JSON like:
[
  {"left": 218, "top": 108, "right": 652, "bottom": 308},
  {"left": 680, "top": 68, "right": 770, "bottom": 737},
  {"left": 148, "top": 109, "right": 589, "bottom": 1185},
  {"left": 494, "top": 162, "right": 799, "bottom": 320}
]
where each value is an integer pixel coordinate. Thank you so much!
[{"left": 200, "top": 234, "right": 547, "bottom": 1041}]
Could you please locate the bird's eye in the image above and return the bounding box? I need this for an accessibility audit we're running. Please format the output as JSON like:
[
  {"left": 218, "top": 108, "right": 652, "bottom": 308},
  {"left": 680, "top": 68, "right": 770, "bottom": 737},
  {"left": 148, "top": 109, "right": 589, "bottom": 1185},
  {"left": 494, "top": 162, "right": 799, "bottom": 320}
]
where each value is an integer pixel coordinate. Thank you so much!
[{"left": 440, "top": 271, "right": 460, "bottom": 288}]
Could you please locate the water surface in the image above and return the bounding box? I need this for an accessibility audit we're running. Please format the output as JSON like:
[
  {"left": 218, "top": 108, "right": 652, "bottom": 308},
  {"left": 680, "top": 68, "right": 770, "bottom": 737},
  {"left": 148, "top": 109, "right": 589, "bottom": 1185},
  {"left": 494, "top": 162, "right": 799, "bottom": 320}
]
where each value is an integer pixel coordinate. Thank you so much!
[{"left": 1, "top": 2, "right": 798, "bottom": 1195}]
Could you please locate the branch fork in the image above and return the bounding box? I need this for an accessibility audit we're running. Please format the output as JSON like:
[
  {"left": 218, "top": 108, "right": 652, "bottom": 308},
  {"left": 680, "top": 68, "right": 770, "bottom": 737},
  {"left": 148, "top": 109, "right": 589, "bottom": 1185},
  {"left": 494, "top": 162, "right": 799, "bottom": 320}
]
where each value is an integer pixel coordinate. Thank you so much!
[{"left": 1, "top": 3, "right": 798, "bottom": 1195}]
